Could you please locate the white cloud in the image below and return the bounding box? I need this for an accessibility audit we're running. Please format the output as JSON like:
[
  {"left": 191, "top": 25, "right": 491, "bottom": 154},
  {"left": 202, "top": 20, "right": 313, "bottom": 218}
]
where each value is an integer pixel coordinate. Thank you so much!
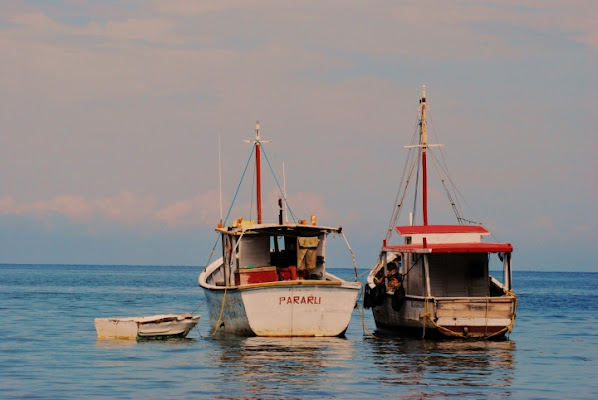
[
  {"left": 574, "top": 225, "right": 592, "bottom": 233},
  {"left": 156, "top": 190, "right": 221, "bottom": 227},
  {"left": 0, "top": 192, "right": 217, "bottom": 228},
  {"left": 0, "top": 188, "right": 331, "bottom": 231},
  {"left": 150, "top": 0, "right": 250, "bottom": 16},
  {"left": 0, "top": 196, "right": 16, "bottom": 213}
]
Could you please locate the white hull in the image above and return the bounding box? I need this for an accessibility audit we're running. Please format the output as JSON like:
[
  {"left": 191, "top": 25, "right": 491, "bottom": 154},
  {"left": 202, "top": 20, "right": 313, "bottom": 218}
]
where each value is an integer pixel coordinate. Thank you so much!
[
  {"left": 94, "top": 313, "right": 200, "bottom": 340},
  {"left": 200, "top": 259, "right": 361, "bottom": 337}
]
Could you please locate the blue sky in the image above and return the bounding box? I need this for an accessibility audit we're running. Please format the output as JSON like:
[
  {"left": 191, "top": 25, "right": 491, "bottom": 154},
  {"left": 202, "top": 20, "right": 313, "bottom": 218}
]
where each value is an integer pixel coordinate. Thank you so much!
[{"left": 1, "top": 1, "right": 597, "bottom": 271}]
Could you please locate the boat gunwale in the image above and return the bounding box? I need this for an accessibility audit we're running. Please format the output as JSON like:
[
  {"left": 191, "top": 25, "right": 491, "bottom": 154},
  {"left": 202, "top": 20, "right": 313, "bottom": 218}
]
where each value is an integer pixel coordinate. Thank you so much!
[
  {"left": 382, "top": 243, "right": 513, "bottom": 253},
  {"left": 395, "top": 294, "right": 516, "bottom": 302},
  {"left": 215, "top": 223, "right": 341, "bottom": 236},
  {"left": 201, "top": 279, "right": 361, "bottom": 291}
]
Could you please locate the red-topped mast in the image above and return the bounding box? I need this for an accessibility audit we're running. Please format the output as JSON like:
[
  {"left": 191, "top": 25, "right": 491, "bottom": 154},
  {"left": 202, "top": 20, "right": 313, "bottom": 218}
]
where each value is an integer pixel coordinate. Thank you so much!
[
  {"left": 244, "top": 121, "right": 271, "bottom": 224},
  {"left": 420, "top": 85, "right": 429, "bottom": 226},
  {"left": 255, "top": 122, "right": 263, "bottom": 224}
]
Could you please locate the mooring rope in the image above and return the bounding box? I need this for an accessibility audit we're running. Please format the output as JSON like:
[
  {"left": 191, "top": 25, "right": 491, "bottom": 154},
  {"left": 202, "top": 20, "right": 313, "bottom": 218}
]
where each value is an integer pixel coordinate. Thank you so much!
[
  {"left": 191, "top": 299, "right": 206, "bottom": 315},
  {"left": 340, "top": 231, "right": 359, "bottom": 282},
  {"left": 356, "top": 302, "right": 378, "bottom": 339},
  {"left": 209, "top": 287, "right": 228, "bottom": 337}
]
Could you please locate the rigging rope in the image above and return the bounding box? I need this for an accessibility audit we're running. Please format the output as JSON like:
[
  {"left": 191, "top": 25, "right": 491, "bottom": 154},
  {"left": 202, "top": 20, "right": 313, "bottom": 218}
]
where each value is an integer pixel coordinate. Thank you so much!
[
  {"left": 340, "top": 231, "right": 359, "bottom": 282},
  {"left": 385, "top": 114, "right": 422, "bottom": 241},
  {"left": 428, "top": 150, "right": 466, "bottom": 223},
  {"left": 385, "top": 150, "right": 420, "bottom": 241},
  {"left": 202, "top": 236, "right": 220, "bottom": 273},
  {"left": 426, "top": 112, "right": 485, "bottom": 227},
  {"left": 223, "top": 145, "right": 256, "bottom": 226},
  {"left": 261, "top": 146, "right": 297, "bottom": 222}
]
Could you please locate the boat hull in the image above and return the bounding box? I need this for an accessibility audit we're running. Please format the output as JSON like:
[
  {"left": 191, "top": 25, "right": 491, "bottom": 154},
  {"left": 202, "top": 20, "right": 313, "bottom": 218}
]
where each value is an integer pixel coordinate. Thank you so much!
[
  {"left": 372, "top": 295, "right": 516, "bottom": 339},
  {"left": 202, "top": 280, "right": 361, "bottom": 337},
  {"left": 94, "top": 314, "right": 200, "bottom": 340}
]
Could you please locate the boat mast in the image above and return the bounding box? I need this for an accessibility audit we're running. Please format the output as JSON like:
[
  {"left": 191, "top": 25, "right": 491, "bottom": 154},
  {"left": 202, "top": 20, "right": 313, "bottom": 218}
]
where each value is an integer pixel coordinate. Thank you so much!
[
  {"left": 420, "top": 85, "right": 429, "bottom": 226},
  {"left": 244, "top": 121, "right": 271, "bottom": 224},
  {"left": 255, "top": 122, "right": 263, "bottom": 224}
]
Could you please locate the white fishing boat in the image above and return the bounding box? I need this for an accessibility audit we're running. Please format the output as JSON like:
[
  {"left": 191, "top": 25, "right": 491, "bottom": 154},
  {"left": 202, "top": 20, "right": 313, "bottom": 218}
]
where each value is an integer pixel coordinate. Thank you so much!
[
  {"left": 198, "top": 122, "right": 362, "bottom": 337},
  {"left": 94, "top": 313, "right": 200, "bottom": 340},
  {"left": 364, "top": 86, "right": 517, "bottom": 339}
]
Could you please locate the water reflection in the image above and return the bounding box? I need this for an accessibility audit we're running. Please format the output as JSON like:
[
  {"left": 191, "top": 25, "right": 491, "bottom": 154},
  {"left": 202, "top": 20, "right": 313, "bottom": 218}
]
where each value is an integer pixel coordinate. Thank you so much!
[
  {"left": 209, "top": 337, "right": 355, "bottom": 399},
  {"left": 95, "top": 337, "right": 196, "bottom": 350},
  {"left": 366, "top": 336, "right": 516, "bottom": 398}
]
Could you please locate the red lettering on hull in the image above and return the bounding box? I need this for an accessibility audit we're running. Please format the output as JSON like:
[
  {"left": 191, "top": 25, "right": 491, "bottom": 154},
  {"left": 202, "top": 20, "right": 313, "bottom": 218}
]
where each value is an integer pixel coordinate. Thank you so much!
[{"left": 278, "top": 295, "right": 322, "bottom": 305}]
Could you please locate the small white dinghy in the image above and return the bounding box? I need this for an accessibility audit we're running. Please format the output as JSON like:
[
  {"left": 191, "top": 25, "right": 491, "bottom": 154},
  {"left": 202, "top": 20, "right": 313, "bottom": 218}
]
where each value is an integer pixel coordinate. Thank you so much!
[{"left": 94, "top": 313, "right": 200, "bottom": 340}]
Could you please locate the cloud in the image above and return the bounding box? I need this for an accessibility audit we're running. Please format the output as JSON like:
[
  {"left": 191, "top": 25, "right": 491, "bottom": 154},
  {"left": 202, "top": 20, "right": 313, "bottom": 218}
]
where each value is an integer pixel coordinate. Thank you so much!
[
  {"left": 532, "top": 216, "right": 558, "bottom": 239},
  {"left": 283, "top": 191, "right": 330, "bottom": 222},
  {"left": 8, "top": 12, "right": 63, "bottom": 35},
  {"left": 0, "top": 188, "right": 332, "bottom": 234},
  {"left": 156, "top": 190, "right": 221, "bottom": 227},
  {"left": 29, "top": 195, "right": 97, "bottom": 221},
  {"left": 574, "top": 225, "right": 592, "bottom": 233},
  {"left": 0, "top": 192, "right": 218, "bottom": 229},
  {"left": 150, "top": 0, "right": 249, "bottom": 16}
]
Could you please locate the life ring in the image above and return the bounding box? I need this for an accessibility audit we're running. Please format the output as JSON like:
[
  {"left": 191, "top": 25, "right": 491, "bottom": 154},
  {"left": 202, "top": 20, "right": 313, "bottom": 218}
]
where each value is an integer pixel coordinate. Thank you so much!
[{"left": 391, "top": 285, "right": 406, "bottom": 311}]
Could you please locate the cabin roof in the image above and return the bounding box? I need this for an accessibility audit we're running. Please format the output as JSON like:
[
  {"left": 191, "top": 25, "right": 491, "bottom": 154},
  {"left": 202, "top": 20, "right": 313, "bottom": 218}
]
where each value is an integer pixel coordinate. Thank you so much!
[
  {"left": 383, "top": 242, "right": 513, "bottom": 254},
  {"left": 216, "top": 223, "right": 339, "bottom": 237},
  {"left": 396, "top": 224, "right": 490, "bottom": 236}
]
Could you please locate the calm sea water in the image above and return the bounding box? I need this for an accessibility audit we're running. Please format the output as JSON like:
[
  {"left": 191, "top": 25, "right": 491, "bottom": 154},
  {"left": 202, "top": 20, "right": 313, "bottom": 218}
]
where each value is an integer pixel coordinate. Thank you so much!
[{"left": 1, "top": 265, "right": 596, "bottom": 399}]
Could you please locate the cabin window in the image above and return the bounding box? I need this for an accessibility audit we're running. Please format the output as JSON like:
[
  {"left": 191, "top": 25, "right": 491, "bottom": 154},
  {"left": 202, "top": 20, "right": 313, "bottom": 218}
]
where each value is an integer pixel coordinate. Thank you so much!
[
  {"left": 270, "top": 236, "right": 296, "bottom": 268},
  {"left": 238, "top": 235, "right": 270, "bottom": 268}
]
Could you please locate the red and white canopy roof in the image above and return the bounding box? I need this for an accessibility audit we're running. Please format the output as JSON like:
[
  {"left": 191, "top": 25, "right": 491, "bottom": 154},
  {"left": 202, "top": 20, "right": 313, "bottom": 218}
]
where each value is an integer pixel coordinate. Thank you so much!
[{"left": 384, "top": 225, "right": 513, "bottom": 254}]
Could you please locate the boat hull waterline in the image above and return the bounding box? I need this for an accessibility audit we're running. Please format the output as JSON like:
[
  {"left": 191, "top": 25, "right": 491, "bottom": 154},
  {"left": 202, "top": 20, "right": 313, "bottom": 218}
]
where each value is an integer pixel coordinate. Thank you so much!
[
  {"left": 371, "top": 295, "right": 517, "bottom": 339},
  {"left": 94, "top": 313, "right": 200, "bottom": 340},
  {"left": 200, "top": 258, "right": 360, "bottom": 337}
]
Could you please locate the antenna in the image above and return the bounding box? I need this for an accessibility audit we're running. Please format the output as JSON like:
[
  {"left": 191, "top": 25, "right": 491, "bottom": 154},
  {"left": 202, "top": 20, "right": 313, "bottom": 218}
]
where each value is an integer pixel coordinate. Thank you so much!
[
  {"left": 282, "top": 161, "right": 288, "bottom": 223},
  {"left": 218, "top": 130, "right": 223, "bottom": 225}
]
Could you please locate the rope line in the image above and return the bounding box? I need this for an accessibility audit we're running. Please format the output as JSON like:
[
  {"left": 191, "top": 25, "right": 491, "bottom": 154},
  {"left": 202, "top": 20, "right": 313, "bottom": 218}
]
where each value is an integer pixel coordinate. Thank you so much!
[
  {"left": 202, "top": 235, "right": 221, "bottom": 276},
  {"left": 261, "top": 146, "right": 298, "bottom": 222},
  {"left": 340, "top": 231, "right": 359, "bottom": 282},
  {"left": 209, "top": 287, "right": 228, "bottom": 337},
  {"left": 356, "top": 302, "right": 378, "bottom": 338},
  {"left": 224, "top": 146, "right": 256, "bottom": 226},
  {"left": 191, "top": 299, "right": 206, "bottom": 315}
]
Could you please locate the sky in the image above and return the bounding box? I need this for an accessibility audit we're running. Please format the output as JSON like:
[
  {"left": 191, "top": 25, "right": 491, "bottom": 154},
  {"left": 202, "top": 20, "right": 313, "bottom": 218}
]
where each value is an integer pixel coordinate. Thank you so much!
[{"left": 1, "top": 0, "right": 597, "bottom": 272}]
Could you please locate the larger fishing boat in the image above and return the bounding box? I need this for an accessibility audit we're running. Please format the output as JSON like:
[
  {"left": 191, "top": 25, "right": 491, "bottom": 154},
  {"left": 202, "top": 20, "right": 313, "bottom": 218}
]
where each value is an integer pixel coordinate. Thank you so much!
[
  {"left": 364, "top": 86, "right": 517, "bottom": 339},
  {"left": 199, "top": 122, "right": 361, "bottom": 337}
]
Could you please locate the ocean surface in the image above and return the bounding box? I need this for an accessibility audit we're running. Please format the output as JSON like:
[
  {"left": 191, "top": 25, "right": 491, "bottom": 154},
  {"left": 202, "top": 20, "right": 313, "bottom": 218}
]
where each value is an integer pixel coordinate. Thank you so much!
[{"left": 1, "top": 265, "right": 596, "bottom": 399}]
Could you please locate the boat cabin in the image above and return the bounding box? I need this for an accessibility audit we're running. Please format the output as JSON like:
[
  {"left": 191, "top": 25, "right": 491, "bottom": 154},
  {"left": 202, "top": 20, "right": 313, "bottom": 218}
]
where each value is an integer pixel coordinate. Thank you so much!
[
  {"left": 381, "top": 225, "right": 514, "bottom": 297},
  {"left": 212, "top": 223, "right": 335, "bottom": 286}
]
